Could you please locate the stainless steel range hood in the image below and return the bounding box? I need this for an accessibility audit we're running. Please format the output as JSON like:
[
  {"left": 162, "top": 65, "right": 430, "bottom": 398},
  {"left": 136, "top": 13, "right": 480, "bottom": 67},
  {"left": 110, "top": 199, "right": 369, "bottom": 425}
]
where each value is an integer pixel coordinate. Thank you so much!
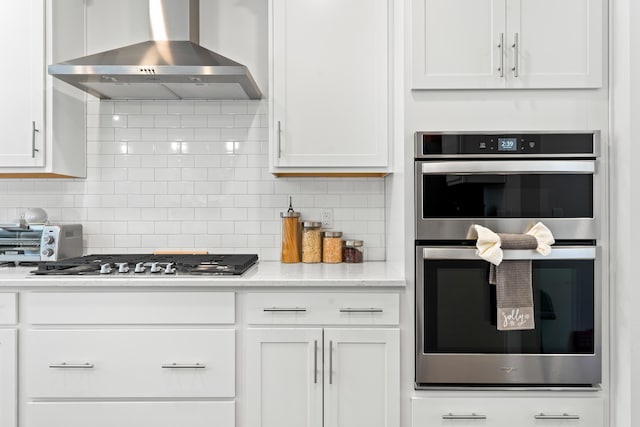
[{"left": 48, "top": 0, "right": 262, "bottom": 100}]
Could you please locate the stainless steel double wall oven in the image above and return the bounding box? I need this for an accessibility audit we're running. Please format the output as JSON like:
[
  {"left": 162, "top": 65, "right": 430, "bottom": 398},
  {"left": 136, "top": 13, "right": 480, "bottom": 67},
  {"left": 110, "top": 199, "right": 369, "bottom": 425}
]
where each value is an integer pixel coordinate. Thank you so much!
[{"left": 415, "top": 131, "right": 603, "bottom": 388}]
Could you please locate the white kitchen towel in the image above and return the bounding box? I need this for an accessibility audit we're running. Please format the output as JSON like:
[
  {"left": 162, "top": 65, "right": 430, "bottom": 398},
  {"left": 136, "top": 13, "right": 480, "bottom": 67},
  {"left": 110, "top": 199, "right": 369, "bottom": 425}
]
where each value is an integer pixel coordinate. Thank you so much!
[{"left": 473, "top": 222, "right": 555, "bottom": 266}]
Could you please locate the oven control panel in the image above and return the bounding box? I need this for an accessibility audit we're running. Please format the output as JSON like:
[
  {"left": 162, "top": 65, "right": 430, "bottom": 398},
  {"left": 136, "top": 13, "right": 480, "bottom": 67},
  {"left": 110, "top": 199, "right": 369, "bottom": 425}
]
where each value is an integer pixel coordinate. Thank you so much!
[{"left": 416, "top": 132, "right": 599, "bottom": 157}]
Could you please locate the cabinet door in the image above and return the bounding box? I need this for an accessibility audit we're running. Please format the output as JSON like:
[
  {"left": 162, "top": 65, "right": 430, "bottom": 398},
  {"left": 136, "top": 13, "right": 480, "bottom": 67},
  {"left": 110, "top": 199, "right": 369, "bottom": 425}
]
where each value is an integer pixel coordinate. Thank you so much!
[
  {"left": 246, "top": 328, "right": 322, "bottom": 427},
  {"left": 324, "top": 328, "right": 400, "bottom": 427},
  {"left": 412, "top": 0, "right": 506, "bottom": 89},
  {"left": 506, "top": 0, "right": 602, "bottom": 88},
  {"left": 271, "top": 0, "right": 389, "bottom": 171},
  {"left": 0, "top": 1, "right": 45, "bottom": 167},
  {"left": 0, "top": 330, "right": 17, "bottom": 427}
]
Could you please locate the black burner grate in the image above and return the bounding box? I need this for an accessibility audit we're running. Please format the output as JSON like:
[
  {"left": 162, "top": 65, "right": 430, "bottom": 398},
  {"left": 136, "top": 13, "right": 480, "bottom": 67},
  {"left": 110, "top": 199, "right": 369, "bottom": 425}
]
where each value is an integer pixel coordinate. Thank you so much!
[{"left": 32, "top": 254, "right": 259, "bottom": 276}]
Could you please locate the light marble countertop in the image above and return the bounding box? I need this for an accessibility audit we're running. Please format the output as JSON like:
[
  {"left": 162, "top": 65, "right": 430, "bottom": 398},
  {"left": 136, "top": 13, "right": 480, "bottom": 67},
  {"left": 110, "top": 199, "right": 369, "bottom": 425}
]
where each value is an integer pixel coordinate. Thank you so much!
[{"left": 0, "top": 261, "right": 406, "bottom": 288}]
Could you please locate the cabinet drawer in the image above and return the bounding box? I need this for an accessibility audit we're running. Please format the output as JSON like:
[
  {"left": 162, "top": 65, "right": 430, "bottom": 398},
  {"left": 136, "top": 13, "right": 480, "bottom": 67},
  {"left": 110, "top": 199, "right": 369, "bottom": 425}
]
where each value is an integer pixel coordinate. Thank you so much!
[
  {"left": 24, "top": 292, "right": 234, "bottom": 324},
  {"left": 0, "top": 293, "right": 17, "bottom": 324},
  {"left": 412, "top": 396, "right": 604, "bottom": 427},
  {"left": 25, "top": 329, "right": 235, "bottom": 398},
  {"left": 26, "top": 401, "right": 234, "bottom": 427},
  {"left": 246, "top": 293, "right": 399, "bottom": 325}
]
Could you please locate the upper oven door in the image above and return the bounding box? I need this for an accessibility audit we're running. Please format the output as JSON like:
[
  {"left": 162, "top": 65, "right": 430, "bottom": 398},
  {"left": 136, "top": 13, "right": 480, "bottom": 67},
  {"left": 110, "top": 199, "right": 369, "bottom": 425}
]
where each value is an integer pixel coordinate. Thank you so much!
[{"left": 415, "top": 160, "right": 599, "bottom": 240}]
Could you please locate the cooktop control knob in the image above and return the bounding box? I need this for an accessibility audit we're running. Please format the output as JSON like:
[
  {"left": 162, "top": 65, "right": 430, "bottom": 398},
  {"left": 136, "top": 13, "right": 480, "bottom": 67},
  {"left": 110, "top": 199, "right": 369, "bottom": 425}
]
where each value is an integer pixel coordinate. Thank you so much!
[
  {"left": 100, "top": 264, "right": 112, "bottom": 274},
  {"left": 150, "top": 262, "right": 162, "bottom": 273},
  {"left": 116, "top": 263, "right": 129, "bottom": 273},
  {"left": 134, "top": 262, "right": 146, "bottom": 273},
  {"left": 164, "top": 263, "right": 176, "bottom": 274},
  {"left": 41, "top": 248, "right": 54, "bottom": 257}
]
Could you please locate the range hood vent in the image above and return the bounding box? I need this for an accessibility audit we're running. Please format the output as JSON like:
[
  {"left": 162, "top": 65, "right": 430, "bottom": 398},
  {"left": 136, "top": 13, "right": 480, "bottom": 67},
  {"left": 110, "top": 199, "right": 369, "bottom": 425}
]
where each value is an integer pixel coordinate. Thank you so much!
[{"left": 48, "top": 0, "right": 261, "bottom": 100}]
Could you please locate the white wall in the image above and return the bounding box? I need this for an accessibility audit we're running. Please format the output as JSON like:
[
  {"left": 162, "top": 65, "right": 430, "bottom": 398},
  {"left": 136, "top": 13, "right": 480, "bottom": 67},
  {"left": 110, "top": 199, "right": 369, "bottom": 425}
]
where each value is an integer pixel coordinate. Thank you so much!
[
  {"left": 610, "top": 0, "right": 640, "bottom": 425},
  {"left": 0, "top": 0, "right": 386, "bottom": 261}
]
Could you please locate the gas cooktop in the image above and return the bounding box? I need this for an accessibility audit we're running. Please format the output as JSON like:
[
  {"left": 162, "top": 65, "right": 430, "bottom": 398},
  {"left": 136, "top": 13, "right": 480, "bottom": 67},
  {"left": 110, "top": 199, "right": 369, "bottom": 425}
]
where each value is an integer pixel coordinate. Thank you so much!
[{"left": 31, "top": 254, "right": 259, "bottom": 276}]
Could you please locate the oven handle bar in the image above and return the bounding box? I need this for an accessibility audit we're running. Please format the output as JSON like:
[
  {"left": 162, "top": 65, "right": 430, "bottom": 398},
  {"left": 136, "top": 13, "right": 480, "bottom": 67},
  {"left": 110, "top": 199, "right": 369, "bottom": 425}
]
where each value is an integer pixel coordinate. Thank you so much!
[
  {"left": 422, "top": 246, "right": 596, "bottom": 261},
  {"left": 421, "top": 160, "right": 595, "bottom": 174}
]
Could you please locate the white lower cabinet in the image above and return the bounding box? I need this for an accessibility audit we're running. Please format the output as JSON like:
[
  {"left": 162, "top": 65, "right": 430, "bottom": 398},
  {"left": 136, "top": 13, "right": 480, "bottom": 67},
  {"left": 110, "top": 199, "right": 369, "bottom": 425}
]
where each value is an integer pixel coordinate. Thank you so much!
[
  {"left": 0, "top": 329, "right": 17, "bottom": 427},
  {"left": 247, "top": 327, "right": 399, "bottom": 427},
  {"left": 245, "top": 292, "right": 400, "bottom": 427},
  {"left": 21, "top": 291, "right": 236, "bottom": 427},
  {"left": 412, "top": 396, "right": 605, "bottom": 427},
  {"left": 24, "top": 401, "right": 234, "bottom": 427}
]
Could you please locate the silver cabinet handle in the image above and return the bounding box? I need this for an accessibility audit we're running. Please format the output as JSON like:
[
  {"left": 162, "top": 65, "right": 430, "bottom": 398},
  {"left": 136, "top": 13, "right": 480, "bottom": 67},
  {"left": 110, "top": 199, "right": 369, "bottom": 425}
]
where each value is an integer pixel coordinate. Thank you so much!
[
  {"left": 161, "top": 363, "right": 206, "bottom": 369},
  {"left": 32, "top": 121, "right": 40, "bottom": 158},
  {"left": 442, "top": 413, "right": 487, "bottom": 420},
  {"left": 498, "top": 32, "right": 505, "bottom": 77},
  {"left": 49, "top": 362, "right": 94, "bottom": 369},
  {"left": 534, "top": 413, "right": 580, "bottom": 420},
  {"left": 277, "top": 120, "right": 282, "bottom": 158},
  {"left": 339, "top": 308, "right": 383, "bottom": 313},
  {"left": 329, "top": 340, "right": 333, "bottom": 385},
  {"left": 313, "top": 340, "right": 318, "bottom": 384},
  {"left": 263, "top": 307, "right": 307, "bottom": 312},
  {"left": 511, "top": 32, "right": 519, "bottom": 77}
]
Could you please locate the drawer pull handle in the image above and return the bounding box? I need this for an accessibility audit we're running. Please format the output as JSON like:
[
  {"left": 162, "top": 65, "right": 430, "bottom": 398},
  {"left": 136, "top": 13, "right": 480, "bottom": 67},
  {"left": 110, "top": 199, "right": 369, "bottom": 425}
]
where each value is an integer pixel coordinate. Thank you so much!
[
  {"left": 263, "top": 307, "right": 307, "bottom": 312},
  {"left": 339, "top": 307, "right": 383, "bottom": 313},
  {"left": 49, "top": 362, "right": 94, "bottom": 369},
  {"left": 161, "top": 363, "right": 206, "bottom": 369},
  {"left": 442, "top": 413, "right": 487, "bottom": 420},
  {"left": 534, "top": 413, "right": 580, "bottom": 420}
]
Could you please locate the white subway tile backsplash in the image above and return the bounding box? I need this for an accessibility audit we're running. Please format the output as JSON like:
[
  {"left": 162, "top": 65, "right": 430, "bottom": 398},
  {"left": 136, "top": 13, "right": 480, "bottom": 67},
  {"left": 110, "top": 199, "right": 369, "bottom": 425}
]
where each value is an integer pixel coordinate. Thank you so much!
[
  {"left": 113, "top": 208, "right": 142, "bottom": 221},
  {"left": 141, "top": 128, "right": 168, "bottom": 141},
  {"left": 154, "top": 194, "right": 181, "bottom": 208},
  {"left": 126, "top": 194, "right": 155, "bottom": 208},
  {"left": 155, "top": 115, "right": 181, "bottom": 128},
  {"left": 114, "top": 102, "right": 142, "bottom": 115},
  {"left": 154, "top": 222, "right": 181, "bottom": 235},
  {"left": 167, "top": 102, "right": 195, "bottom": 115},
  {"left": 168, "top": 129, "right": 196, "bottom": 143},
  {"left": 128, "top": 115, "right": 156, "bottom": 128},
  {"left": 141, "top": 102, "right": 168, "bottom": 115},
  {"left": 181, "top": 115, "right": 208, "bottom": 128},
  {"left": 194, "top": 101, "right": 222, "bottom": 115},
  {"left": 221, "top": 101, "right": 248, "bottom": 114},
  {"left": 207, "top": 115, "right": 235, "bottom": 128},
  {"left": 0, "top": 100, "right": 385, "bottom": 260}
]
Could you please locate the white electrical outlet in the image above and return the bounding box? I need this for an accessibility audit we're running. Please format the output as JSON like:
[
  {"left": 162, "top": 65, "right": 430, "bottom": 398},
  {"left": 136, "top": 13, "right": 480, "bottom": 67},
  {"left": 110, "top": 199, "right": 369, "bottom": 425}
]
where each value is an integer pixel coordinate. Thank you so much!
[{"left": 321, "top": 209, "right": 333, "bottom": 228}]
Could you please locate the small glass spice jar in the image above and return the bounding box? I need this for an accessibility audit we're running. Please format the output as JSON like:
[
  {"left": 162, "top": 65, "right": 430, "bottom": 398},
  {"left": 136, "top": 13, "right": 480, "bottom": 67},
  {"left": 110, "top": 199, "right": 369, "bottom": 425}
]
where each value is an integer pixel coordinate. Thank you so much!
[
  {"left": 342, "top": 239, "right": 364, "bottom": 263},
  {"left": 322, "top": 231, "right": 343, "bottom": 263},
  {"left": 301, "top": 221, "right": 322, "bottom": 263}
]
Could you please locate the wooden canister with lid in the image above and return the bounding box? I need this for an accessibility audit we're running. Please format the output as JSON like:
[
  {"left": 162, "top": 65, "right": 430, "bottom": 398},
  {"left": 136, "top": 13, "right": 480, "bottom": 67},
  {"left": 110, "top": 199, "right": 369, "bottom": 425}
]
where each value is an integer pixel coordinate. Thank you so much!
[{"left": 280, "top": 210, "right": 301, "bottom": 263}]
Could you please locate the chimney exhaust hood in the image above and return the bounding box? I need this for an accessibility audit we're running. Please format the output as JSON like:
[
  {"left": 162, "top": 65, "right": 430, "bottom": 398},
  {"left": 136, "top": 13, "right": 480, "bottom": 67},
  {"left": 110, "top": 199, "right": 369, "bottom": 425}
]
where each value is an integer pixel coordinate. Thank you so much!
[{"left": 48, "top": 0, "right": 262, "bottom": 100}]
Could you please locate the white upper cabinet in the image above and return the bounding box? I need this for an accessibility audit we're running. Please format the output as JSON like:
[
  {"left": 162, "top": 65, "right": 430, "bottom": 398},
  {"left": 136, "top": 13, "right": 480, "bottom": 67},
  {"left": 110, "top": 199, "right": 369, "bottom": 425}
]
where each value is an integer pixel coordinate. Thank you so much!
[
  {"left": 0, "top": 1, "right": 45, "bottom": 168},
  {"left": 0, "top": 0, "right": 86, "bottom": 177},
  {"left": 270, "top": 0, "right": 392, "bottom": 176},
  {"left": 412, "top": 0, "right": 603, "bottom": 89}
]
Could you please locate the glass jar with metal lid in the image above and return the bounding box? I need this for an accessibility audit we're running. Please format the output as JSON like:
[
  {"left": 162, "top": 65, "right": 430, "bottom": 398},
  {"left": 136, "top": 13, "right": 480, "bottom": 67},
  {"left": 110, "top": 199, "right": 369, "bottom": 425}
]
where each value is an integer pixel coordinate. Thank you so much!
[
  {"left": 322, "top": 231, "right": 343, "bottom": 263},
  {"left": 342, "top": 239, "right": 364, "bottom": 263},
  {"left": 301, "top": 221, "right": 322, "bottom": 263}
]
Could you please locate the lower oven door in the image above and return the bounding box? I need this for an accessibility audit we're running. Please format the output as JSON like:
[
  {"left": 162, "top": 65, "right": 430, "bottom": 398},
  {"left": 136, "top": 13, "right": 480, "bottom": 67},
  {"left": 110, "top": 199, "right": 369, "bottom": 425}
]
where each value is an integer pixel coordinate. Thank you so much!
[{"left": 415, "top": 245, "right": 601, "bottom": 387}]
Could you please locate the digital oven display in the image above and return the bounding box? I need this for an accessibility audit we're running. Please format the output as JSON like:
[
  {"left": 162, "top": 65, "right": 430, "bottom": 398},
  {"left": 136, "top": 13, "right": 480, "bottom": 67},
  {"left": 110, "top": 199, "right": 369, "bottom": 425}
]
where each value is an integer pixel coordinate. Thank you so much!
[{"left": 498, "top": 137, "right": 518, "bottom": 152}]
